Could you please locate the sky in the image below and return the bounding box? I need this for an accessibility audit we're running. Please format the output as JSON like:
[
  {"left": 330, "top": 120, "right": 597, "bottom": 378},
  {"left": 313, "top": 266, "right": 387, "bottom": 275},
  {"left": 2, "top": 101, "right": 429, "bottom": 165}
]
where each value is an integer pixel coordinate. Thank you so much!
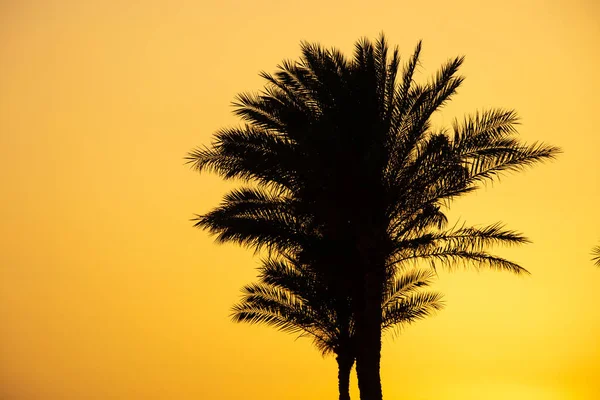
[{"left": 0, "top": 0, "right": 599, "bottom": 399}]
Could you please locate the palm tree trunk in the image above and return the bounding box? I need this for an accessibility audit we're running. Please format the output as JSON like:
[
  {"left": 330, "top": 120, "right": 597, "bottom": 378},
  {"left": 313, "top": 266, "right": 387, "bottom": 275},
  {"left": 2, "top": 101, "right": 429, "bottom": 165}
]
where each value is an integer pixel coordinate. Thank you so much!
[
  {"left": 354, "top": 269, "right": 384, "bottom": 400},
  {"left": 336, "top": 354, "right": 354, "bottom": 400}
]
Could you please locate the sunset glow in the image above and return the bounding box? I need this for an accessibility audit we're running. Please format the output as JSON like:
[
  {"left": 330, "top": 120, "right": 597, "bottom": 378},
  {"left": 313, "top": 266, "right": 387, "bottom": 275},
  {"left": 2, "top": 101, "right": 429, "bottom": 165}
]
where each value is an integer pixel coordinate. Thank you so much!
[{"left": 1, "top": 1, "right": 599, "bottom": 399}]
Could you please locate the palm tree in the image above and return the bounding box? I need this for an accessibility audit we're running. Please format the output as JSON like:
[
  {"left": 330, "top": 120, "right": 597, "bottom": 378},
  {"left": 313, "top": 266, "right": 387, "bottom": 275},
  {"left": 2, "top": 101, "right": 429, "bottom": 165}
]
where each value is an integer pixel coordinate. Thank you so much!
[
  {"left": 187, "top": 34, "right": 560, "bottom": 400},
  {"left": 592, "top": 244, "right": 600, "bottom": 267},
  {"left": 231, "top": 257, "right": 443, "bottom": 400}
]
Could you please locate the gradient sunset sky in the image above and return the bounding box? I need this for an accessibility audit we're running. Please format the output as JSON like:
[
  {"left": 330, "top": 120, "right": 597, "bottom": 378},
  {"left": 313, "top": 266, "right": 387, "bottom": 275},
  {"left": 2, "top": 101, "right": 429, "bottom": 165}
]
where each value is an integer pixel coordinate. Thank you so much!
[{"left": 1, "top": 1, "right": 599, "bottom": 399}]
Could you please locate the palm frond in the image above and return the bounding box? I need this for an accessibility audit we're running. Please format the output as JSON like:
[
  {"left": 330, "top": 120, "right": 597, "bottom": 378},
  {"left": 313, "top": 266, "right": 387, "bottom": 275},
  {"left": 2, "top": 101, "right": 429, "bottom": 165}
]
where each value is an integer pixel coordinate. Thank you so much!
[
  {"left": 461, "top": 141, "right": 561, "bottom": 186},
  {"left": 394, "top": 247, "right": 529, "bottom": 275},
  {"left": 452, "top": 109, "right": 520, "bottom": 148},
  {"left": 191, "top": 186, "right": 315, "bottom": 253},
  {"left": 231, "top": 283, "right": 312, "bottom": 333},
  {"left": 382, "top": 268, "right": 437, "bottom": 308},
  {"left": 592, "top": 245, "right": 600, "bottom": 267},
  {"left": 185, "top": 125, "right": 298, "bottom": 191},
  {"left": 382, "top": 291, "right": 445, "bottom": 332},
  {"left": 393, "top": 222, "right": 529, "bottom": 253},
  {"left": 394, "top": 40, "right": 422, "bottom": 118},
  {"left": 193, "top": 209, "right": 303, "bottom": 254}
]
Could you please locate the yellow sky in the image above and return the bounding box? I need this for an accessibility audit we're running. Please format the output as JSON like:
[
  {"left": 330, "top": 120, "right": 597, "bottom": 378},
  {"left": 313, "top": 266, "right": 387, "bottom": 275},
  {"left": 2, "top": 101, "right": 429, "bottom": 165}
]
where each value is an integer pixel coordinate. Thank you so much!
[{"left": 1, "top": 0, "right": 599, "bottom": 399}]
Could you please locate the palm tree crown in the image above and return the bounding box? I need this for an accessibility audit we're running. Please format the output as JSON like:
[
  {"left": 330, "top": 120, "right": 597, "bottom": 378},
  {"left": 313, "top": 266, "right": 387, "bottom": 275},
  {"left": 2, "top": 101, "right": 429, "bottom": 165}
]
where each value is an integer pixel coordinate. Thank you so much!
[
  {"left": 232, "top": 259, "right": 443, "bottom": 355},
  {"left": 231, "top": 257, "right": 443, "bottom": 400},
  {"left": 188, "top": 34, "right": 560, "bottom": 400}
]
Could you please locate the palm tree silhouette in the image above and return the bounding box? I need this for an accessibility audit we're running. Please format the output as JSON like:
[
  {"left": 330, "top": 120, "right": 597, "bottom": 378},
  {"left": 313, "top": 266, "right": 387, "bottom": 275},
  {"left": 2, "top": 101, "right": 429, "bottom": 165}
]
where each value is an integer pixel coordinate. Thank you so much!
[
  {"left": 188, "top": 34, "right": 560, "bottom": 400},
  {"left": 231, "top": 256, "right": 443, "bottom": 400},
  {"left": 592, "top": 244, "right": 600, "bottom": 267}
]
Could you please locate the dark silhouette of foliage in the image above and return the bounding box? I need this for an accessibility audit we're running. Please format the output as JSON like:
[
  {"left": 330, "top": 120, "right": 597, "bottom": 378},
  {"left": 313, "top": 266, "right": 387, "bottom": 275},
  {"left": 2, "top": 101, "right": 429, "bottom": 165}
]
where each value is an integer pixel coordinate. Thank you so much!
[
  {"left": 592, "top": 244, "right": 600, "bottom": 267},
  {"left": 188, "top": 34, "right": 560, "bottom": 400},
  {"left": 231, "top": 257, "right": 443, "bottom": 400}
]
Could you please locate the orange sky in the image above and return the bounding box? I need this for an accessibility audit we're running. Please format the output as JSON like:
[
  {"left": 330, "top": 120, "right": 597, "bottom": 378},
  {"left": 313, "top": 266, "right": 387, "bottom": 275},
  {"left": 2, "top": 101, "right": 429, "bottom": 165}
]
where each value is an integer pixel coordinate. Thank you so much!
[{"left": 1, "top": 1, "right": 599, "bottom": 399}]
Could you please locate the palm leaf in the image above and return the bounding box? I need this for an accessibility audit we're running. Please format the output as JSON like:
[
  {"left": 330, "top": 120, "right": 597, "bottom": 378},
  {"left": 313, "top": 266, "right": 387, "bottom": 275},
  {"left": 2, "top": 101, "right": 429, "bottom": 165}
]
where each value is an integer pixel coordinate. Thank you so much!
[{"left": 592, "top": 245, "right": 600, "bottom": 267}]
